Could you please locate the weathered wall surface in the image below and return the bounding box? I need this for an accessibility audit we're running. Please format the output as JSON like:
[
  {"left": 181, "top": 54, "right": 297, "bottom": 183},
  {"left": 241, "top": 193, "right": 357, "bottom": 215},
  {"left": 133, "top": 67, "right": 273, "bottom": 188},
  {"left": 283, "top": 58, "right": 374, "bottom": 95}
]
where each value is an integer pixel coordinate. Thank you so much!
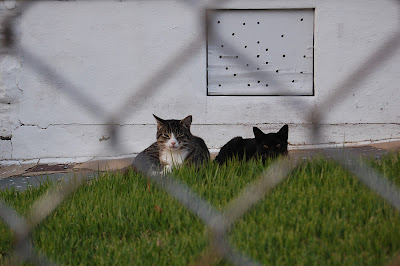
[
  {"left": 0, "top": 0, "right": 22, "bottom": 161},
  {"left": 1, "top": 0, "right": 399, "bottom": 164}
]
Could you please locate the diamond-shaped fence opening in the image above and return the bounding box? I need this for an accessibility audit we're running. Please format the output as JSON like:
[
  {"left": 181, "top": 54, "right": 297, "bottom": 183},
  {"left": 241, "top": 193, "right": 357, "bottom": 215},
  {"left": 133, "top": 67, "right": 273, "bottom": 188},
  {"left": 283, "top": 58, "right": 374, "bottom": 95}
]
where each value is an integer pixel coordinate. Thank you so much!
[{"left": 1, "top": 0, "right": 400, "bottom": 265}]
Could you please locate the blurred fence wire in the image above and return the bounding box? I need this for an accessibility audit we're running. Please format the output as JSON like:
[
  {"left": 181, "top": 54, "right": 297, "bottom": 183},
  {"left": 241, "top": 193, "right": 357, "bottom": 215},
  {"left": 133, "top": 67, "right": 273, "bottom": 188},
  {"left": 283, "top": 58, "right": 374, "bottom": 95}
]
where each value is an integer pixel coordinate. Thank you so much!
[{"left": 1, "top": 0, "right": 400, "bottom": 265}]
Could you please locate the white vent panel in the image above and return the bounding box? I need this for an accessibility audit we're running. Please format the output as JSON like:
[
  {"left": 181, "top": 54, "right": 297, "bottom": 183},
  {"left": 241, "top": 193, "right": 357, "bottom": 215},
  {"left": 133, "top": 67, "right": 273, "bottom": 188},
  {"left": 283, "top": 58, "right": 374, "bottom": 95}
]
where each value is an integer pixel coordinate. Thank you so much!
[{"left": 207, "top": 9, "right": 314, "bottom": 96}]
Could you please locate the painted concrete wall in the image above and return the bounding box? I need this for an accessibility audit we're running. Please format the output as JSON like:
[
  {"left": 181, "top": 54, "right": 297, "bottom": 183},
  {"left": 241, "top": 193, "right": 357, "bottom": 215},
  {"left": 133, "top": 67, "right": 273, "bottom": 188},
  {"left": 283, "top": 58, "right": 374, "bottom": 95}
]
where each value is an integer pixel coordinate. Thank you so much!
[{"left": 1, "top": 0, "right": 399, "bottom": 164}]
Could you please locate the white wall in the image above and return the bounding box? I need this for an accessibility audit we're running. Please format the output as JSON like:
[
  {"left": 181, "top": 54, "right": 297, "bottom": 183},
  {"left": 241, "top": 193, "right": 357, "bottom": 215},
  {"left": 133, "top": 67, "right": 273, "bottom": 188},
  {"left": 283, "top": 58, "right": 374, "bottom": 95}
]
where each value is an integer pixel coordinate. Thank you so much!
[{"left": 1, "top": 0, "right": 399, "bottom": 164}]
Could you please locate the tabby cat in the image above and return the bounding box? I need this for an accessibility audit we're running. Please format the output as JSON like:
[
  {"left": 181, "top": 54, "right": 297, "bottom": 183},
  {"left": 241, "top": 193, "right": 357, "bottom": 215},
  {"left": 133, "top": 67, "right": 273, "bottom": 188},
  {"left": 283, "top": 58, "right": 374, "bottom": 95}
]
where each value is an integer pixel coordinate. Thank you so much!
[
  {"left": 215, "top": 125, "right": 288, "bottom": 164},
  {"left": 132, "top": 114, "right": 210, "bottom": 175}
]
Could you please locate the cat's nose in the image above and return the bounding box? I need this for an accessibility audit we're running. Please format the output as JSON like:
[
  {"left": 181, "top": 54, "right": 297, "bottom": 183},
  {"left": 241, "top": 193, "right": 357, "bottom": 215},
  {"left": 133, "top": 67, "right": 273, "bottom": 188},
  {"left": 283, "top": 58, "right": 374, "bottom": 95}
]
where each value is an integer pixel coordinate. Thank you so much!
[{"left": 170, "top": 141, "right": 176, "bottom": 147}]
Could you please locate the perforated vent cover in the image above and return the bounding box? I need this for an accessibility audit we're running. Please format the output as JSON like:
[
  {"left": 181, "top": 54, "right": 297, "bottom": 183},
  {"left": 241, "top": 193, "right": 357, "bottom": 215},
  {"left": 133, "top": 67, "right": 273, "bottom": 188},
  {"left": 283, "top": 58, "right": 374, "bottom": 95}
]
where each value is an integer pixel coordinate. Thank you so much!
[{"left": 207, "top": 9, "right": 314, "bottom": 96}]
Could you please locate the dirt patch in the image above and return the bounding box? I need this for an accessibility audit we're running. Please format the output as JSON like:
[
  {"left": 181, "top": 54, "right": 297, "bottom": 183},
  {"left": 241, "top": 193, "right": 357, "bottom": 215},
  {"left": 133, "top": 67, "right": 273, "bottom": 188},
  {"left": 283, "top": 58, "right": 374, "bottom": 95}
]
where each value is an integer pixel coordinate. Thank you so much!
[
  {"left": 368, "top": 140, "right": 400, "bottom": 151},
  {"left": 0, "top": 163, "right": 37, "bottom": 179},
  {"left": 74, "top": 158, "right": 133, "bottom": 172},
  {"left": 26, "top": 164, "right": 72, "bottom": 173}
]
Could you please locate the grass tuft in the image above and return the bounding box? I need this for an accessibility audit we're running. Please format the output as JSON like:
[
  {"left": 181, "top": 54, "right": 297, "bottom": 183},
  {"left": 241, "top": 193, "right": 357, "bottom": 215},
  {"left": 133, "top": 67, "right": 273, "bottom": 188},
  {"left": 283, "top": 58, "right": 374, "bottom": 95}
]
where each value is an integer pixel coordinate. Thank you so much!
[{"left": 1, "top": 153, "right": 400, "bottom": 265}]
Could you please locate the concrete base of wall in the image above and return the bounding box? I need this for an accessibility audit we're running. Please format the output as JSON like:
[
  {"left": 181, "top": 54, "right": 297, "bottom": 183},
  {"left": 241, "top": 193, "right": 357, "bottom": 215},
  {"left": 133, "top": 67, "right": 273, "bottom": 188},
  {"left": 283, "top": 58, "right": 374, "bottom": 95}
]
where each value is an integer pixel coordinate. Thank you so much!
[{"left": 1, "top": 123, "right": 398, "bottom": 164}]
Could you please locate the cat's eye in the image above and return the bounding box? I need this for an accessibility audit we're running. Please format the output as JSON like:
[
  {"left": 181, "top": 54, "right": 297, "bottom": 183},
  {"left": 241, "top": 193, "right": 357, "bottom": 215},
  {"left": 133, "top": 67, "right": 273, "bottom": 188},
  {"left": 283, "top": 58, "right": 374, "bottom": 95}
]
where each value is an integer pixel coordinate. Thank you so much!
[
  {"left": 276, "top": 144, "right": 281, "bottom": 148},
  {"left": 263, "top": 145, "right": 269, "bottom": 149},
  {"left": 177, "top": 133, "right": 186, "bottom": 139},
  {"left": 163, "top": 133, "right": 169, "bottom": 138}
]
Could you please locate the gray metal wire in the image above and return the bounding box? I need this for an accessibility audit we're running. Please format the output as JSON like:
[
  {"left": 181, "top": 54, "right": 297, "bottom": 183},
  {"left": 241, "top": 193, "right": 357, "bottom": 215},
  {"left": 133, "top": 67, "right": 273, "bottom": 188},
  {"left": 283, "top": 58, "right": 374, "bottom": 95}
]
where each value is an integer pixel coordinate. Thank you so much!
[{"left": 1, "top": 0, "right": 400, "bottom": 265}]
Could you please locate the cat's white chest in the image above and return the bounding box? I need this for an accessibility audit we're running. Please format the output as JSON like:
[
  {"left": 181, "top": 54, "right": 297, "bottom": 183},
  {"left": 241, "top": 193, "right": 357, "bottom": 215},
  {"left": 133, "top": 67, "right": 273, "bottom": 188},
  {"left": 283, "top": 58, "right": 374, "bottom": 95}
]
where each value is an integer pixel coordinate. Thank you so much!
[{"left": 160, "top": 148, "right": 189, "bottom": 167}]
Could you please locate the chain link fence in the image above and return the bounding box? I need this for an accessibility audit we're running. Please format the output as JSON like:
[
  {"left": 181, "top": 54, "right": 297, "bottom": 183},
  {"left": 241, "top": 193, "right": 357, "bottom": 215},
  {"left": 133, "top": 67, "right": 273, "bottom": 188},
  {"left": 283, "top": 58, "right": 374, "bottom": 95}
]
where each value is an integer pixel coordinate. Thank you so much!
[{"left": 1, "top": 0, "right": 400, "bottom": 265}]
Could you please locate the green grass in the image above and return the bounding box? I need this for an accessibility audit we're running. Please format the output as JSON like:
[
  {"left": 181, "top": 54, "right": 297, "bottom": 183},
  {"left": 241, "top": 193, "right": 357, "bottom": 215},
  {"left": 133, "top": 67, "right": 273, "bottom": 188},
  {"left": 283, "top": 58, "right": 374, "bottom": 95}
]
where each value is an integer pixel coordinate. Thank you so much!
[{"left": 1, "top": 152, "right": 400, "bottom": 265}]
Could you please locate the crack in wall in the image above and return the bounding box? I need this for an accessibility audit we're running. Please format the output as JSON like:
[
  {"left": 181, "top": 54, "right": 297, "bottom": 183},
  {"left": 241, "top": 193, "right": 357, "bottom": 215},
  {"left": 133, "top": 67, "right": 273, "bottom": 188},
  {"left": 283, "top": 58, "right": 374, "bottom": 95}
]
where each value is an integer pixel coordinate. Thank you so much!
[{"left": 10, "top": 136, "right": 13, "bottom": 159}]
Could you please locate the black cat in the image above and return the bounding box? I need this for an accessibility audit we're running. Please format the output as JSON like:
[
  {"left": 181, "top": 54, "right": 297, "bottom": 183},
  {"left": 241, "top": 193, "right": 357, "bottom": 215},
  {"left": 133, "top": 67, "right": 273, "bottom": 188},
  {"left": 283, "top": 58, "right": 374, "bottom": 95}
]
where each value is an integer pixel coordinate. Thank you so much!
[{"left": 215, "top": 125, "right": 288, "bottom": 164}]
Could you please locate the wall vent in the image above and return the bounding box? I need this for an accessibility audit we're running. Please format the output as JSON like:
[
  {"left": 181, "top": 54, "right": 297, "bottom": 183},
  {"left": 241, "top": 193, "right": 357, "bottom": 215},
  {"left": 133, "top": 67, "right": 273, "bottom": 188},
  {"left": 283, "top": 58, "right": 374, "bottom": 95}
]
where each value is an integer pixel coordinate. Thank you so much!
[{"left": 207, "top": 9, "right": 314, "bottom": 96}]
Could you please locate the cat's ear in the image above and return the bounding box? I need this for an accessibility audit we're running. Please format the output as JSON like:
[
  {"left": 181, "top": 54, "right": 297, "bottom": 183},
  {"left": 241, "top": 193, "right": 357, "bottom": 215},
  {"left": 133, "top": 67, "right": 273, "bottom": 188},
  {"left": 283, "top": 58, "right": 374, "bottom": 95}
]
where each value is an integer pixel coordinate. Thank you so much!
[
  {"left": 277, "top": 124, "right": 288, "bottom": 140},
  {"left": 153, "top": 114, "right": 165, "bottom": 130},
  {"left": 253, "top": 127, "right": 264, "bottom": 142},
  {"left": 180, "top": 115, "right": 192, "bottom": 130}
]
